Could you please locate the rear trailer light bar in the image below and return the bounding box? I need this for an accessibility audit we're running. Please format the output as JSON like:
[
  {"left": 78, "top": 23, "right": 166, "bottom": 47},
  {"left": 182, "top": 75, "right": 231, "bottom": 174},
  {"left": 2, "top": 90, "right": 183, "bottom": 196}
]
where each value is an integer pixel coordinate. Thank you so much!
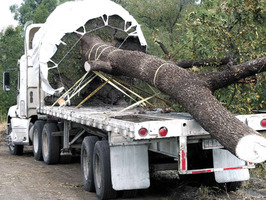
[
  {"left": 179, "top": 164, "right": 255, "bottom": 175},
  {"left": 178, "top": 136, "right": 255, "bottom": 175},
  {"left": 138, "top": 126, "right": 168, "bottom": 138}
]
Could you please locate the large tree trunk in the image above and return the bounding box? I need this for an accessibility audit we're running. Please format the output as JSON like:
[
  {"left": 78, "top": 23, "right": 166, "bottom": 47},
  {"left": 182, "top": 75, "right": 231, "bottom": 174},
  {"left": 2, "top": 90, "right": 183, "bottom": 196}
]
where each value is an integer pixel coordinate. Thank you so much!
[{"left": 81, "top": 35, "right": 266, "bottom": 163}]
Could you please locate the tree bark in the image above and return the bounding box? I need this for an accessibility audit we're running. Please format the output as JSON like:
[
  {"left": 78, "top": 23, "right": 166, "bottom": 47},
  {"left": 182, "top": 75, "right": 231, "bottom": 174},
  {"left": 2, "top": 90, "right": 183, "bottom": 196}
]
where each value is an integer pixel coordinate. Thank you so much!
[
  {"left": 176, "top": 57, "right": 231, "bottom": 68},
  {"left": 81, "top": 35, "right": 266, "bottom": 163}
]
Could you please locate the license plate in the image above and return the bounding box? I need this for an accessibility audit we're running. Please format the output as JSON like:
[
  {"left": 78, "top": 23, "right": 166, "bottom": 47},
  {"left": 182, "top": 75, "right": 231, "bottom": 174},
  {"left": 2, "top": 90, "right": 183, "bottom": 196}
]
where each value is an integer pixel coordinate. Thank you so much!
[{"left": 202, "top": 139, "right": 224, "bottom": 150}]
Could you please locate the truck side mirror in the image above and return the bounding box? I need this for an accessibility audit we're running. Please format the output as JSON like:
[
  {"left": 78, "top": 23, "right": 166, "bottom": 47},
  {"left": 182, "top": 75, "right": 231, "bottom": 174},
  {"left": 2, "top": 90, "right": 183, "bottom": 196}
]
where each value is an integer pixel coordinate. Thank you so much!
[{"left": 3, "top": 71, "right": 10, "bottom": 92}]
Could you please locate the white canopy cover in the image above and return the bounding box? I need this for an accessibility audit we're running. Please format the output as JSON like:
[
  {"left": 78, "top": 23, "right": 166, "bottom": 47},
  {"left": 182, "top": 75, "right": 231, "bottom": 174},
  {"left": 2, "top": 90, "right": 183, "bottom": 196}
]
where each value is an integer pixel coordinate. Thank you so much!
[{"left": 32, "top": 0, "right": 147, "bottom": 95}]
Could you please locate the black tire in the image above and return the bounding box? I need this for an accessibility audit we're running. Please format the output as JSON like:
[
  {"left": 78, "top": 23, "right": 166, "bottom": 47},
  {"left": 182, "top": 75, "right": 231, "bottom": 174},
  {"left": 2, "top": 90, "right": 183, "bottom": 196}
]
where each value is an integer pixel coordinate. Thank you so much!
[
  {"left": 81, "top": 136, "right": 99, "bottom": 192},
  {"left": 7, "top": 124, "right": 24, "bottom": 155},
  {"left": 32, "top": 120, "right": 46, "bottom": 161},
  {"left": 219, "top": 181, "right": 242, "bottom": 192},
  {"left": 42, "top": 123, "right": 60, "bottom": 165},
  {"left": 119, "top": 190, "right": 138, "bottom": 199},
  {"left": 29, "top": 123, "right": 34, "bottom": 145},
  {"left": 93, "top": 140, "right": 117, "bottom": 200}
]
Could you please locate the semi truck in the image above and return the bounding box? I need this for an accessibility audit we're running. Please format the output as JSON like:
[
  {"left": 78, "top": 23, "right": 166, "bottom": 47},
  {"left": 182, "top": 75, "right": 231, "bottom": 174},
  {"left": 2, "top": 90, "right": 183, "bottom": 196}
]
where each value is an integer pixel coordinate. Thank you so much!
[{"left": 3, "top": 1, "right": 266, "bottom": 199}]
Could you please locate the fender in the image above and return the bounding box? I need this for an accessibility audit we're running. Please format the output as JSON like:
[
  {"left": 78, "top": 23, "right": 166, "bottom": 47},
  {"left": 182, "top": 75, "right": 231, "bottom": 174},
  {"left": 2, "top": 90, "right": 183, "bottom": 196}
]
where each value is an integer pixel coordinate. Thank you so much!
[{"left": 7, "top": 105, "right": 18, "bottom": 118}]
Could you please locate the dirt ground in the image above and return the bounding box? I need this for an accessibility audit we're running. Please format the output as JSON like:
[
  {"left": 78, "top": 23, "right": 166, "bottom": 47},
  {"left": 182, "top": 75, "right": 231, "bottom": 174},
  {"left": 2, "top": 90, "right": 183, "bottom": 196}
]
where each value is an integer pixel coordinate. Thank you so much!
[{"left": 0, "top": 123, "right": 265, "bottom": 200}]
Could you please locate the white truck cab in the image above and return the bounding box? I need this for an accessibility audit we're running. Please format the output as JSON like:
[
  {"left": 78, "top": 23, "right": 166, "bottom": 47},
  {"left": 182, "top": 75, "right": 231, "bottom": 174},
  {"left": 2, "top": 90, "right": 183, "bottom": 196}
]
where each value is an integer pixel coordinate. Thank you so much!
[{"left": 5, "top": 24, "right": 41, "bottom": 153}]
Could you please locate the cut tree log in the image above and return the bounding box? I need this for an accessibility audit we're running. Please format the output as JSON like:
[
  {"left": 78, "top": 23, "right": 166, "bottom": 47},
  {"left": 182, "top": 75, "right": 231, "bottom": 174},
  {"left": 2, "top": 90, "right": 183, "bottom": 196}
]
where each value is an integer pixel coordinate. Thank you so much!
[{"left": 81, "top": 35, "right": 266, "bottom": 163}]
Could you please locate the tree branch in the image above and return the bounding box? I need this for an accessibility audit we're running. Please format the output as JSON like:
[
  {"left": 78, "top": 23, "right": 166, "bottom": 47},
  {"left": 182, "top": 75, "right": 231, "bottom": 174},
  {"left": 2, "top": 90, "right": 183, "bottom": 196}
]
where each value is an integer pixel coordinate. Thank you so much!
[
  {"left": 154, "top": 40, "right": 172, "bottom": 59},
  {"left": 201, "top": 57, "right": 266, "bottom": 91}
]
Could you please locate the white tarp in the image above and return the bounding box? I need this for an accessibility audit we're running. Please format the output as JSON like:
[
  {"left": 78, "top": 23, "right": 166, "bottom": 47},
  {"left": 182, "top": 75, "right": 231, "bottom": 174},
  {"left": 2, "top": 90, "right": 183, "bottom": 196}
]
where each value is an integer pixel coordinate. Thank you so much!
[{"left": 32, "top": 0, "right": 147, "bottom": 95}]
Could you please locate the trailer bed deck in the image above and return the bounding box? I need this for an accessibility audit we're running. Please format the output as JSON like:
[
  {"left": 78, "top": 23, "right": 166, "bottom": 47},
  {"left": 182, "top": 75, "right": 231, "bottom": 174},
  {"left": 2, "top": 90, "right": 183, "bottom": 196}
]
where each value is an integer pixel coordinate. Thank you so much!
[{"left": 38, "top": 105, "right": 209, "bottom": 140}]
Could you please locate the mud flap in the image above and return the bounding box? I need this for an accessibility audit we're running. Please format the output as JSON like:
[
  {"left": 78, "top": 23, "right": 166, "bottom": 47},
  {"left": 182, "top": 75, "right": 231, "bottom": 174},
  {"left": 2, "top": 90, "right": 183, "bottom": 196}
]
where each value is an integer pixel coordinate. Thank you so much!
[
  {"left": 213, "top": 149, "right": 250, "bottom": 183},
  {"left": 11, "top": 118, "right": 31, "bottom": 145},
  {"left": 110, "top": 144, "right": 150, "bottom": 190}
]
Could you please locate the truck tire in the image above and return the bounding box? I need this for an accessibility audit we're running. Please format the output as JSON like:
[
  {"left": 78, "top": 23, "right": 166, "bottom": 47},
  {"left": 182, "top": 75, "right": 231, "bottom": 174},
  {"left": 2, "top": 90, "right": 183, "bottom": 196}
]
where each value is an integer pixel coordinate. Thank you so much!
[
  {"left": 42, "top": 123, "right": 60, "bottom": 165},
  {"left": 29, "top": 123, "right": 34, "bottom": 145},
  {"left": 93, "top": 140, "right": 117, "bottom": 200},
  {"left": 119, "top": 190, "right": 138, "bottom": 198},
  {"left": 32, "top": 120, "right": 46, "bottom": 161},
  {"left": 81, "top": 136, "right": 99, "bottom": 192},
  {"left": 7, "top": 124, "right": 24, "bottom": 155},
  {"left": 219, "top": 181, "right": 242, "bottom": 192}
]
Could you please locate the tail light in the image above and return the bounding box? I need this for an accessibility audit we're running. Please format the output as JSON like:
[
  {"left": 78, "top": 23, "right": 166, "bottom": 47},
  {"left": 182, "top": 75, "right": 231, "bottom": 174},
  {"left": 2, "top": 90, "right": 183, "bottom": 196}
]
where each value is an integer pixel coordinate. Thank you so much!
[
  {"left": 261, "top": 119, "right": 266, "bottom": 127},
  {"left": 159, "top": 127, "right": 168, "bottom": 137},
  {"left": 139, "top": 128, "right": 148, "bottom": 136}
]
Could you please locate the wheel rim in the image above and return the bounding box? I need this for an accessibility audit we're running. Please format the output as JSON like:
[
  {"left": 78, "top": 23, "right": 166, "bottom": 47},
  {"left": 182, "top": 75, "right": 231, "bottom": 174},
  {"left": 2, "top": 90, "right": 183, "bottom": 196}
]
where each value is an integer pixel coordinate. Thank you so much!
[
  {"left": 33, "top": 129, "right": 39, "bottom": 153},
  {"left": 95, "top": 153, "right": 102, "bottom": 188},
  {"left": 43, "top": 131, "right": 48, "bottom": 158},
  {"left": 83, "top": 149, "right": 89, "bottom": 180},
  {"left": 8, "top": 135, "right": 15, "bottom": 151},
  {"left": 7, "top": 128, "right": 15, "bottom": 151}
]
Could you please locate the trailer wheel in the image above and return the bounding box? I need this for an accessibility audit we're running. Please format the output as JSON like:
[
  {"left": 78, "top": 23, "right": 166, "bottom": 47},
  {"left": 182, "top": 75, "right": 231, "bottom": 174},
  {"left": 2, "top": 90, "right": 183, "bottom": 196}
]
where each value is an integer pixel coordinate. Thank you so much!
[
  {"left": 42, "top": 123, "right": 60, "bottom": 165},
  {"left": 7, "top": 124, "right": 24, "bottom": 155},
  {"left": 93, "top": 140, "right": 117, "bottom": 200},
  {"left": 119, "top": 190, "right": 138, "bottom": 198},
  {"left": 81, "top": 136, "right": 99, "bottom": 192},
  {"left": 32, "top": 120, "right": 45, "bottom": 160},
  {"left": 219, "top": 181, "right": 242, "bottom": 192}
]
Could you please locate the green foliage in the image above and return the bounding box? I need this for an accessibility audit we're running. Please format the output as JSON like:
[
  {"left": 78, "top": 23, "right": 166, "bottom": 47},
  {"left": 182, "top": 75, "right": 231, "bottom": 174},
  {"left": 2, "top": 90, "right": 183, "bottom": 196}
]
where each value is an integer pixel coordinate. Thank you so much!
[
  {"left": 10, "top": 0, "right": 74, "bottom": 26},
  {"left": 180, "top": 0, "right": 265, "bottom": 113},
  {"left": 0, "top": 0, "right": 74, "bottom": 121},
  {"left": 113, "top": 0, "right": 197, "bottom": 57},
  {"left": 0, "top": 27, "right": 24, "bottom": 120},
  {"left": 179, "top": 0, "right": 265, "bottom": 61},
  {"left": 113, "top": 0, "right": 265, "bottom": 113}
]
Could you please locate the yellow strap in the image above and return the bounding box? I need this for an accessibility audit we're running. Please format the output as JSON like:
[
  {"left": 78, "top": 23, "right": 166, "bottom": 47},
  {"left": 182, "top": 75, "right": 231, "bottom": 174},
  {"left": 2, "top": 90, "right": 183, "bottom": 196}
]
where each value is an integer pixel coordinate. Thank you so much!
[
  {"left": 96, "top": 46, "right": 113, "bottom": 60},
  {"left": 71, "top": 71, "right": 90, "bottom": 95},
  {"left": 118, "top": 95, "right": 157, "bottom": 113},
  {"left": 111, "top": 78, "right": 154, "bottom": 107},
  {"left": 112, "top": 77, "right": 172, "bottom": 105},
  {"left": 95, "top": 44, "right": 108, "bottom": 60},
  {"left": 75, "top": 76, "right": 111, "bottom": 109},
  {"left": 93, "top": 71, "right": 141, "bottom": 105},
  {"left": 61, "top": 74, "right": 97, "bottom": 107},
  {"left": 51, "top": 71, "right": 89, "bottom": 108},
  {"left": 107, "top": 49, "right": 123, "bottom": 58},
  {"left": 88, "top": 43, "right": 101, "bottom": 61},
  {"left": 153, "top": 63, "right": 169, "bottom": 88}
]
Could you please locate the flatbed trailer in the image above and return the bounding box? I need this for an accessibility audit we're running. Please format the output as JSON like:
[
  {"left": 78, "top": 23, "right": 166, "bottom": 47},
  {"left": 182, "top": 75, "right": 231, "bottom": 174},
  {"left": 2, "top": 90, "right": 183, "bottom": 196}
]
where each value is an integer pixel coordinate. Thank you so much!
[{"left": 36, "top": 105, "right": 264, "bottom": 189}]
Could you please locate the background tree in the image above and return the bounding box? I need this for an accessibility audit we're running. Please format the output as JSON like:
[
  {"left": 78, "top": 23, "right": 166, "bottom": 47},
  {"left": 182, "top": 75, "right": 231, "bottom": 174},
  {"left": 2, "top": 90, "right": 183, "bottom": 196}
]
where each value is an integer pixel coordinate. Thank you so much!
[
  {"left": 113, "top": 0, "right": 265, "bottom": 113},
  {"left": 0, "top": 0, "right": 74, "bottom": 120},
  {"left": 10, "top": 0, "right": 73, "bottom": 26},
  {"left": 0, "top": 27, "right": 24, "bottom": 120}
]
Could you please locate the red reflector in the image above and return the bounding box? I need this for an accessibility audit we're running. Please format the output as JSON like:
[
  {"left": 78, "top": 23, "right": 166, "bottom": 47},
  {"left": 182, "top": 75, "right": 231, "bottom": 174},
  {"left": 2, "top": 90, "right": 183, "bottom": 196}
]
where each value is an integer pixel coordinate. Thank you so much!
[
  {"left": 261, "top": 119, "right": 266, "bottom": 127},
  {"left": 159, "top": 127, "right": 168, "bottom": 137},
  {"left": 139, "top": 128, "right": 148, "bottom": 136}
]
